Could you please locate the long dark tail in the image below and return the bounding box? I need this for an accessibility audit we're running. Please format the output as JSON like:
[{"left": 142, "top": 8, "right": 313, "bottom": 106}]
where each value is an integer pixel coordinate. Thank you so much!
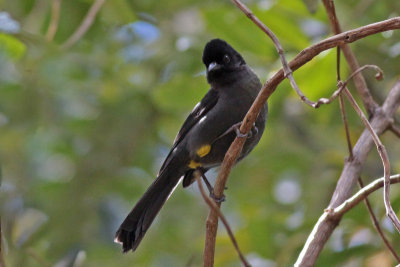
[{"left": 115, "top": 166, "right": 183, "bottom": 252}]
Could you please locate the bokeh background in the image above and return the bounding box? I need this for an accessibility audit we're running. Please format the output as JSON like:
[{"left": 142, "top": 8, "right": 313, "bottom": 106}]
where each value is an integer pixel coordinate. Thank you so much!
[{"left": 1, "top": 0, "right": 400, "bottom": 266}]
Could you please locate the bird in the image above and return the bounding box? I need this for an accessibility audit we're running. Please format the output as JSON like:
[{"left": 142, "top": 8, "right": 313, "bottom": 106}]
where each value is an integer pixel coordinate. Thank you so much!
[{"left": 115, "top": 38, "right": 268, "bottom": 252}]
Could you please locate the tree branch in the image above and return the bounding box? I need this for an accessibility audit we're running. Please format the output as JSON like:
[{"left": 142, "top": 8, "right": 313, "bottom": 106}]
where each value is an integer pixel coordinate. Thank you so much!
[
  {"left": 333, "top": 174, "right": 400, "bottom": 217},
  {"left": 197, "top": 175, "right": 250, "bottom": 267},
  {"left": 339, "top": 93, "right": 354, "bottom": 159},
  {"left": 0, "top": 217, "right": 6, "bottom": 267},
  {"left": 341, "top": 85, "right": 400, "bottom": 232},
  {"left": 388, "top": 123, "right": 400, "bottom": 138},
  {"left": 357, "top": 178, "right": 400, "bottom": 263},
  {"left": 45, "top": 0, "right": 62, "bottom": 41},
  {"left": 231, "top": 0, "right": 305, "bottom": 106},
  {"left": 61, "top": 0, "right": 106, "bottom": 49},
  {"left": 296, "top": 80, "right": 400, "bottom": 266},
  {"left": 312, "top": 65, "right": 382, "bottom": 108},
  {"left": 334, "top": 43, "right": 397, "bottom": 263},
  {"left": 323, "top": 0, "right": 378, "bottom": 114},
  {"left": 335, "top": 47, "right": 354, "bottom": 160}
]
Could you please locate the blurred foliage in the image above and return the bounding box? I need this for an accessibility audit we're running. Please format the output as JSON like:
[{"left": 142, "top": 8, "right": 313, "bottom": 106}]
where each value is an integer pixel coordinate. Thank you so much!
[{"left": 0, "top": 0, "right": 399, "bottom": 266}]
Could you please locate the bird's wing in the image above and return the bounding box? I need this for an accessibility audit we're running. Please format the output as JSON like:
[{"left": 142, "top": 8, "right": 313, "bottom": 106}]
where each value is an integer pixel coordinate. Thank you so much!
[{"left": 158, "top": 88, "right": 219, "bottom": 174}]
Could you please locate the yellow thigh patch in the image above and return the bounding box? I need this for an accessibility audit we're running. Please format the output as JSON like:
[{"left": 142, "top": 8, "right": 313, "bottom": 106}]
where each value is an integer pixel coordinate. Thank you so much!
[
  {"left": 196, "top": 144, "right": 211, "bottom": 157},
  {"left": 188, "top": 160, "right": 202, "bottom": 169}
]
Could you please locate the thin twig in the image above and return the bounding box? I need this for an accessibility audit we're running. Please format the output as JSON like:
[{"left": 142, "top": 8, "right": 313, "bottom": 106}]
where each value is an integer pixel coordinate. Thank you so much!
[
  {"left": 323, "top": 0, "right": 378, "bottom": 115},
  {"left": 336, "top": 46, "right": 341, "bottom": 81},
  {"left": 0, "top": 217, "right": 6, "bottom": 267},
  {"left": 342, "top": 85, "right": 400, "bottom": 231},
  {"left": 196, "top": 175, "right": 250, "bottom": 267},
  {"left": 231, "top": 0, "right": 307, "bottom": 107},
  {"left": 61, "top": 0, "right": 106, "bottom": 49},
  {"left": 339, "top": 94, "right": 354, "bottom": 159},
  {"left": 332, "top": 174, "right": 400, "bottom": 216},
  {"left": 336, "top": 46, "right": 354, "bottom": 160},
  {"left": 357, "top": 178, "right": 400, "bottom": 263},
  {"left": 388, "top": 124, "right": 400, "bottom": 138},
  {"left": 45, "top": 0, "right": 62, "bottom": 41},
  {"left": 312, "top": 65, "right": 382, "bottom": 108},
  {"left": 26, "top": 248, "right": 51, "bottom": 267}
]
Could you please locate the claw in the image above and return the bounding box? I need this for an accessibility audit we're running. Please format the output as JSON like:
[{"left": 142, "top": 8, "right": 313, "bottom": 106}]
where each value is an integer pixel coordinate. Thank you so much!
[
  {"left": 233, "top": 125, "right": 248, "bottom": 138},
  {"left": 210, "top": 191, "right": 226, "bottom": 203},
  {"left": 246, "top": 129, "right": 253, "bottom": 139},
  {"left": 197, "top": 168, "right": 226, "bottom": 203},
  {"left": 251, "top": 123, "right": 258, "bottom": 138}
]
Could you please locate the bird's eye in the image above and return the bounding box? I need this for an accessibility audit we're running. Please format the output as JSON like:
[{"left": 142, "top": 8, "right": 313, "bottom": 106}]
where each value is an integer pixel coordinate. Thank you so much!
[{"left": 223, "top": 54, "right": 230, "bottom": 64}]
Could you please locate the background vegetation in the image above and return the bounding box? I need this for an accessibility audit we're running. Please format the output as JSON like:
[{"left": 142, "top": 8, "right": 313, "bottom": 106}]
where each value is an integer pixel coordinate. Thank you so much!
[{"left": 0, "top": 0, "right": 399, "bottom": 266}]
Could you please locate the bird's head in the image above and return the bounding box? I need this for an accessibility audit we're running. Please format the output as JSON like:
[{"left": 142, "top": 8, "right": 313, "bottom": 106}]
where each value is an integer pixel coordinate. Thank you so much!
[{"left": 202, "top": 39, "right": 246, "bottom": 84}]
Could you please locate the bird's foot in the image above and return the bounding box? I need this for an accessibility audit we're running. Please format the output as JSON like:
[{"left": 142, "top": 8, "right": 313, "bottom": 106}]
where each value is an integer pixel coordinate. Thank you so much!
[
  {"left": 197, "top": 168, "right": 226, "bottom": 203},
  {"left": 210, "top": 191, "right": 226, "bottom": 203},
  {"left": 231, "top": 122, "right": 248, "bottom": 138},
  {"left": 230, "top": 122, "right": 258, "bottom": 139},
  {"left": 218, "top": 122, "right": 253, "bottom": 139}
]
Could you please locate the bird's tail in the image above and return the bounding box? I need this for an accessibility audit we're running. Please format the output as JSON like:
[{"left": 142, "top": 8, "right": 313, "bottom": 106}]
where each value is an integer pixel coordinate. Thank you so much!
[{"left": 115, "top": 164, "right": 184, "bottom": 252}]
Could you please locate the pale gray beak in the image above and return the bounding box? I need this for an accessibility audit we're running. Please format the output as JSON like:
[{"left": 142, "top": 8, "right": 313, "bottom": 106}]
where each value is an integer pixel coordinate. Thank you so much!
[{"left": 207, "top": 62, "right": 219, "bottom": 72}]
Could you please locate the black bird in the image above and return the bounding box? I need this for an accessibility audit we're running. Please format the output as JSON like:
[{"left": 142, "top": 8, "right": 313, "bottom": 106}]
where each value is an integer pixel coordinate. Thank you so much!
[{"left": 115, "top": 39, "right": 268, "bottom": 252}]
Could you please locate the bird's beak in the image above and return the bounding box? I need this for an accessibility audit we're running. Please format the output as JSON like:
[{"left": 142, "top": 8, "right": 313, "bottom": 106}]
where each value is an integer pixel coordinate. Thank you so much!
[{"left": 207, "top": 62, "right": 219, "bottom": 72}]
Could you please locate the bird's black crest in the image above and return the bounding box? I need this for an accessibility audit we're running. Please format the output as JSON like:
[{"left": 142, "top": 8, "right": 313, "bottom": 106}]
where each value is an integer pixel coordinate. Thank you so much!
[{"left": 202, "top": 39, "right": 245, "bottom": 68}]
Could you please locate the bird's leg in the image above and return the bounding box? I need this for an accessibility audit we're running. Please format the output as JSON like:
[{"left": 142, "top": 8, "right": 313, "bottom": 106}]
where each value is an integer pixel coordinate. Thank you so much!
[
  {"left": 200, "top": 171, "right": 214, "bottom": 194},
  {"left": 218, "top": 122, "right": 258, "bottom": 139},
  {"left": 196, "top": 168, "right": 225, "bottom": 203}
]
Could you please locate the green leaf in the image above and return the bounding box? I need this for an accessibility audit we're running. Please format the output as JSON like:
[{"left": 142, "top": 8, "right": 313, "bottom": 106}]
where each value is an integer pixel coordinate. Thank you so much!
[{"left": 0, "top": 33, "right": 26, "bottom": 59}]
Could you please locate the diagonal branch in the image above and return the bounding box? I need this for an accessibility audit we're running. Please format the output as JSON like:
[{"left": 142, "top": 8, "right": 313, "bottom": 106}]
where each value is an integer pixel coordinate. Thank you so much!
[
  {"left": 336, "top": 47, "right": 354, "bottom": 159},
  {"left": 45, "top": 0, "right": 62, "bottom": 41},
  {"left": 312, "top": 65, "right": 382, "bottom": 108},
  {"left": 341, "top": 85, "right": 400, "bottom": 232},
  {"left": 296, "top": 79, "right": 400, "bottom": 266},
  {"left": 334, "top": 46, "right": 397, "bottom": 263},
  {"left": 197, "top": 175, "right": 250, "bottom": 267},
  {"left": 323, "top": 0, "right": 378, "bottom": 115},
  {"left": 231, "top": 0, "right": 305, "bottom": 106},
  {"left": 339, "top": 93, "right": 354, "bottom": 159},
  {"left": 388, "top": 124, "right": 400, "bottom": 138},
  {"left": 61, "top": 0, "right": 106, "bottom": 49},
  {"left": 357, "top": 178, "right": 400, "bottom": 263},
  {"left": 0, "top": 217, "right": 6, "bottom": 267},
  {"left": 333, "top": 174, "right": 400, "bottom": 217}
]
